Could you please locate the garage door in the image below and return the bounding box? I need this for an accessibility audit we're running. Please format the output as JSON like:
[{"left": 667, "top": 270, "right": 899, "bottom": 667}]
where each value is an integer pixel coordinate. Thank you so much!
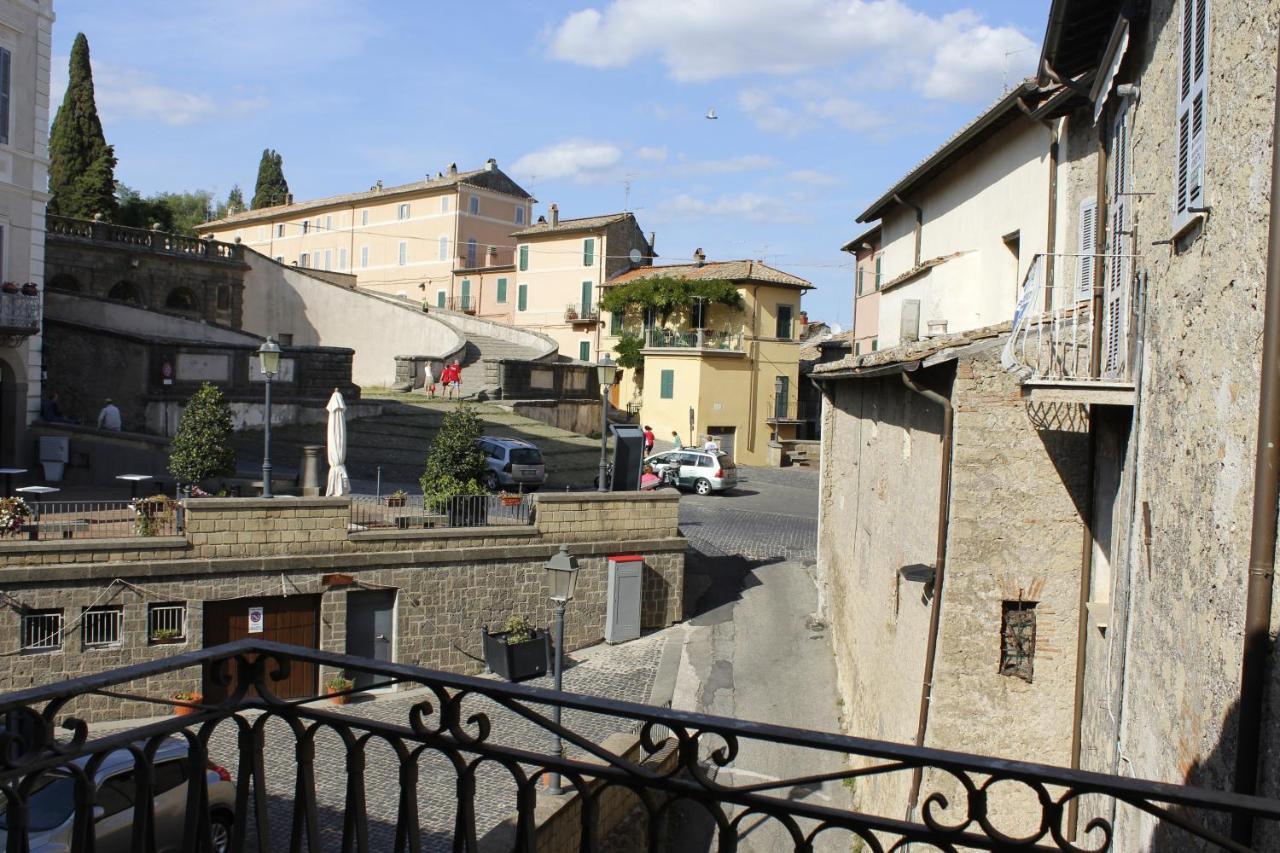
[
  {"left": 708, "top": 426, "right": 736, "bottom": 459},
  {"left": 203, "top": 594, "right": 321, "bottom": 702}
]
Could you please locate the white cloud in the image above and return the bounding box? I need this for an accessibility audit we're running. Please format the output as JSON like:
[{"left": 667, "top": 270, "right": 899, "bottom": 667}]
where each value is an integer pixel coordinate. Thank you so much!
[
  {"left": 660, "top": 192, "right": 809, "bottom": 224},
  {"left": 669, "top": 154, "right": 776, "bottom": 175},
  {"left": 786, "top": 169, "right": 840, "bottom": 187},
  {"left": 737, "top": 89, "right": 809, "bottom": 136},
  {"left": 510, "top": 139, "right": 624, "bottom": 182},
  {"left": 51, "top": 59, "right": 267, "bottom": 126},
  {"left": 635, "top": 145, "right": 668, "bottom": 162},
  {"left": 549, "top": 0, "right": 1035, "bottom": 101}
]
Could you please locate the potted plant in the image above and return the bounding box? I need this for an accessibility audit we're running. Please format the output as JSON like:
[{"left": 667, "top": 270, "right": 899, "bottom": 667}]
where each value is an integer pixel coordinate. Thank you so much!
[
  {"left": 0, "top": 497, "right": 30, "bottom": 537},
  {"left": 0, "top": 281, "right": 17, "bottom": 294},
  {"left": 326, "top": 674, "right": 354, "bottom": 705},
  {"left": 20, "top": 282, "right": 37, "bottom": 296},
  {"left": 482, "top": 615, "right": 551, "bottom": 682},
  {"left": 386, "top": 489, "right": 408, "bottom": 508},
  {"left": 172, "top": 690, "right": 201, "bottom": 717},
  {"left": 419, "top": 404, "right": 489, "bottom": 527},
  {"left": 131, "top": 494, "right": 171, "bottom": 537},
  {"left": 152, "top": 628, "right": 182, "bottom": 645}
]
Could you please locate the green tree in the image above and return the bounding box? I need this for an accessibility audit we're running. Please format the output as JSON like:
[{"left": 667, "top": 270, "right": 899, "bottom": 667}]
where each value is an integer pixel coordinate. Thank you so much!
[
  {"left": 419, "top": 404, "right": 487, "bottom": 500},
  {"left": 168, "top": 383, "right": 236, "bottom": 486},
  {"left": 116, "top": 184, "right": 215, "bottom": 235},
  {"left": 48, "top": 33, "right": 117, "bottom": 219},
  {"left": 600, "top": 275, "right": 742, "bottom": 326},
  {"left": 225, "top": 184, "right": 245, "bottom": 214},
  {"left": 613, "top": 331, "right": 645, "bottom": 371},
  {"left": 251, "top": 149, "right": 289, "bottom": 209}
]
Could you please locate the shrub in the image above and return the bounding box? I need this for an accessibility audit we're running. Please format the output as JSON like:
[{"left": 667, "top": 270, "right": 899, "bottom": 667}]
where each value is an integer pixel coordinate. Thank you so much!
[
  {"left": 168, "top": 383, "right": 235, "bottom": 486},
  {"left": 419, "top": 403, "right": 486, "bottom": 502}
]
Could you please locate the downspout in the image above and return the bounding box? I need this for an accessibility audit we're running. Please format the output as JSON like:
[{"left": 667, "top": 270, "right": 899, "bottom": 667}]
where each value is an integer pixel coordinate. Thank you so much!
[
  {"left": 747, "top": 284, "right": 761, "bottom": 455},
  {"left": 1232, "top": 29, "right": 1280, "bottom": 844},
  {"left": 349, "top": 203, "right": 356, "bottom": 279},
  {"left": 902, "top": 369, "right": 954, "bottom": 815},
  {"left": 1066, "top": 414, "right": 1097, "bottom": 841},
  {"left": 893, "top": 194, "right": 924, "bottom": 266},
  {"left": 1018, "top": 98, "right": 1061, "bottom": 303}
]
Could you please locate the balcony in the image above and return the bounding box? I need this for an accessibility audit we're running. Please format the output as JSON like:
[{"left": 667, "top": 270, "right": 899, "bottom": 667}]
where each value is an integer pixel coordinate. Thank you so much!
[
  {"left": 47, "top": 215, "right": 245, "bottom": 265},
  {"left": 1002, "top": 252, "right": 1141, "bottom": 405},
  {"left": 0, "top": 639, "right": 1275, "bottom": 851},
  {"left": 440, "top": 295, "right": 478, "bottom": 315},
  {"left": 0, "top": 290, "right": 40, "bottom": 339},
  {"left": 564, "top": 303, "right": 600, "bottom": 325},
  {"left": 643, "top": 328, "right": 745, "bottom": 353}
]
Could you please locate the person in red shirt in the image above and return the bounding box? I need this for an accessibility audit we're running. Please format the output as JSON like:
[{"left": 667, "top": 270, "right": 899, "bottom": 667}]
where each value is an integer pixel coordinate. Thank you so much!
[
  {"left": 643, "top": 425, "right": 655, "bottom": 455},
  {"left": 442, "top": 360, "right": 462, "bottom": 400}
]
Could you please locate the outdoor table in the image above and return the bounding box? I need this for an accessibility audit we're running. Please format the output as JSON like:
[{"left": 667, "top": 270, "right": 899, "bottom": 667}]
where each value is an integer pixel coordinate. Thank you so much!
[
  {"left": 15, "top": 486, "right": 60, "bottom": 541},
  {"left": 0, "top": 468, "right": 27, "bottom": 498},
  {"left": 116, "top": 474, "right": 153, "bottom": 499}
]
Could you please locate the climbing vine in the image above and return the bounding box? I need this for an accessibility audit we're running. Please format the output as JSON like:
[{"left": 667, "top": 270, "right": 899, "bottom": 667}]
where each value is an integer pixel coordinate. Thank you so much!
[{"left": 600, "top": 276, "right": 742, "bottom": 325}]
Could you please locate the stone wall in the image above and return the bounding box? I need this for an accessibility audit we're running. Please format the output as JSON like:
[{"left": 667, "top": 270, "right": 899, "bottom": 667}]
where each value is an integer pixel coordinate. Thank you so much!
[{"left": 486, "top": 358, "right": 596, "bottom": 401}]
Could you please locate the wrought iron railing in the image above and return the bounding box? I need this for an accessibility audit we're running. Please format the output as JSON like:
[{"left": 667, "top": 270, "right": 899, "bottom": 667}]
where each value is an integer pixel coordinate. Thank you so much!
[
  {"left": 644, "top": 328, "right": 744, "bottom": 351},
  {"left": 0, "top": 640, "right": 1275, "bottom": 852},
  {"left": 349, "top": 493, "right": 534, "bottom": 532},
  {"left": 1002, "top": 253, "right": 1142, "bottom": 384},
  {"left": 564, "top": 303, "right": 600, "bottom": 322},
  {"left": 440, "top": 295, "right": 478, "bottom": 314},
  {"left": 0, "top": 291, "right": 40, "bottom": 336},
  {"left": 47, "top": 215, "right": 244, "bottom": 264},
  {"left": 4, "top": 499, "right": 181, "bottom": 541}
]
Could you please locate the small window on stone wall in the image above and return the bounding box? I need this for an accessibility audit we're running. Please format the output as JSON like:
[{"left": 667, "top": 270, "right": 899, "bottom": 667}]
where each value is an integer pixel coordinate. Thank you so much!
[
  {"left": 999, "top": 601, "right": 1036, "bottom": 683},
  {"left": 216, "top": 285, "right": 231, "bottom": 311},
  {"left": 165, "top": 287, "right": 197, "bottom": 312}
]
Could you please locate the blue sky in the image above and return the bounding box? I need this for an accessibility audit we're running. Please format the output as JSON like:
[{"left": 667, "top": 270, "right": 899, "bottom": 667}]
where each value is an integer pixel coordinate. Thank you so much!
[{"left": 51, "top": 0, "right": 1050, "bottom": 327}]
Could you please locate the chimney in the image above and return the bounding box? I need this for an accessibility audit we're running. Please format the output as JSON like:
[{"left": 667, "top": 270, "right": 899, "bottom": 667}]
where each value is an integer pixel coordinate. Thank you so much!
[
  {"left": 550, "top": 204, "right": 559, "bottom": 227},
  {"left": 800, "top": 310, "right": 809, "bottom": 326},
  {"left": 648, "top": 232, "right": 656, "bottom": 257},
  {"left": 285, "top": 193, "right": 294, "bottom": 205},
  {"left": 694, "top": 247, "right": 706, "bottom": 267},
  {"left": 536, "top": 215, "right": 547, "bottom": 224},
  {"left": 485, "top": 158, "right": 497, "bottom": 171},
  {"left": 448, "top": 163, "right": 458, "bottom": 177},
  {"left": 374, "top": 180, "right": 383, "bottom": 192}
]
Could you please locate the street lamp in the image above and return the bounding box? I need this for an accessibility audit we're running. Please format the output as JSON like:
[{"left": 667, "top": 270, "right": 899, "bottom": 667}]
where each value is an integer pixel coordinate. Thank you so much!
[
  {"left": 544, "top": 545, "right": 579, "bottom": 795},
  {"left": 596, "top": 353, "right": 616, "bottom": 492},
  {"left": 257, "top": 337, "right": 281, "bottom": 498}
]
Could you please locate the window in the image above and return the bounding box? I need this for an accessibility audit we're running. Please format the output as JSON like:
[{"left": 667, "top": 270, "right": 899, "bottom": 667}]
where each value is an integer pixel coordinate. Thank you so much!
[
  {"left": 360, "top": 246, "right": 369, "bottom": 268},
  {"left": 1077, "top": 198, "right": 1098, "bottom": 300},
  {"left": 278, "top": 333, "right": 293, "bottom": 346},
  {"left": 469, "top": 195, "right": 479, "bottom": 215},
  {"left": 854, "top": 341, "right": 862, "bottom": 355},
  {"left": 216, "top": 286, "right": 231, "bottom": 311},
  {"left": 610, "top": 310, "right": 623, "bottom": 336},
  {"left": 581, "top": 281, "right": 593, "bottom": 315},
  {"left": 519, "top": 244, "right": 529, "bottom": 271},
  {"left": 0, "top": 48, "right": 11, "bottom": 145},
  {"left": 325, "top": 215, "right": 332, "bottom": 231},
  {"left": 436, "top": 290, "right": 446, "bottom": 308},
  {"left": 999, "top": 601, "right": 1037, "bottom": 683},
  {"left": 21, "top": 610, "right": 62, "bottom": 652},
  {"left": 496, "top": 277, "right": 508, "bottom": 303},
  {"left": 259, "top": 225, "right": 268, "bottom": 241},
  {"left": 323, "top": 249, "right": 332, "bottom": 271},
  {"left": 515, "top": 206, "right": 525, "bottom": 225},
  {"left": 856, "top": 268, "right": 864, "bottom": 296},
  {"left": 148, "top": 603, "right": 186, "bottom": 643},
  {"left": 398, "top": 203, "right": 411, "bottom": 221},
  {"left": 108, "top": 281, "right": 142, "bottom": 305},
  {"left": 398, "top": 241, "right": 408, "bottom": 265},
  {"left": 438, "top": 236, "right": 449, "bottom": 261},
  {"left": 1174, "top": 0, "right": 1209, "bottom": 231},
  {"left": 871, "top": 338, "right": 879, "bottom": 352},
  {"left": 302, "top": 219, "right": 310, "bottom": 235},
  {"left": 583, "top": 238, "right": 595, "bottom": 267},
  {"left": 776, "top": 305, "right": 794, "bottom": 340},
  {"left": 166, "top": 287, "right": 197, "bottom": 313},
  {"left": 96, "top": 771, "right": 137, "bottom": 820},
  {"left": 466, "top": 238, "right": 477, "bottom": 268},
  {"left": 579, "top": 341, "right": 591, "bottom": 361},
  {"left": 299, "top": 252, "right": 309, "bottom": 268},
  {"left": 441, "top": 196, "right": 450, "bottom": 213},
  {"left": 82, "top": 606, "right": 123, "bottom": 648},
  {"left": 874, "top": 255, "right": 882, "bottom": 290},
  {"left": 338, "top": 247, "right": 347, "bottom": 270},
  {"left": 517, "top": 283, "right": 528, "bottom": 312},
  {"left": 660, "top": 369, "right": 675, "bottom": 399},
  {"left": 276, "top": 223, "right": 285, "bottom": 238},
  {"left": 361, "top": 209, "right": 369, "bottom": 227}
]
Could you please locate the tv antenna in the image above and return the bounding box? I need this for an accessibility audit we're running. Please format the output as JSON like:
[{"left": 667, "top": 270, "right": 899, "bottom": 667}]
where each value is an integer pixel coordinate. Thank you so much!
[{"left": 1003, "top": 47, "right": 1031, "bottom": 92}]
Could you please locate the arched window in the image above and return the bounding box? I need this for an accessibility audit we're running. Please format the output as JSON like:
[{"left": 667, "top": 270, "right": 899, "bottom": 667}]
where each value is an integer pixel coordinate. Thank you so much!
[
  {"left": 165, "top": 287, "right": 198, "bottom": 312},
  {"left": 47, "top": 273, "right": 80, "bottom": 293},
  {"left": 107, "top": 281, "right": 142, "bottom": 305}
]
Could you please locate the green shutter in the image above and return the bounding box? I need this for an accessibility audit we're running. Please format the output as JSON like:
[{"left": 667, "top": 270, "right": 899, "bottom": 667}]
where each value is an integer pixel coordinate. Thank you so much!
[
  {"left": 610, "top": 310, "right": 623, "bottom": 336},
  {"left": 581, "top": 281, "right": 593, "bottom": 314},
  {"left": 460, "top": 279, "right": 471, "bottom": 310},
  {"left": 496, "top": 278, "right": 507, "bottom": 303},
  {"left": 436, "top": 291, "right": 445, "bottom": 308},
  {"left": 583, "top": 238, "right": 595, "bottom": 266},
  {"left": 660, "top": 370, "right": 674, "bottom": 399},
  {"left": 517, "top": 284, "right": 528, "bottom": 311},
  {"left": 519, "top": 244, "right": 528, "bottom": 271},
  {"left": 776, "top": 305, "right": 793, "bottom": 340},
  {"left": 579, "top": 341, "right": 590, "bottom": 361},
  {"left": 874, "top": 255, "right": 882, "bottom": 289}
]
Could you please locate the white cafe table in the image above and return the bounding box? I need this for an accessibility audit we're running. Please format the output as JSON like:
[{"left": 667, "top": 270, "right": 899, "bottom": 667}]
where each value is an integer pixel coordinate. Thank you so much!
[
  {"left": 116, "top": 474, "right": 153, "bottom": 499},
  {"left": 14, "top": 486, "right": 60, "bottom": 541}
]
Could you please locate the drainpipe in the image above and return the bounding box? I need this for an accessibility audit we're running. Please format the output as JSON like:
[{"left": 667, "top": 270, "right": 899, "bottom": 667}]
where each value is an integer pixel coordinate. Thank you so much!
[
  {"left": 893, "top": 194, "right": 923, "bottom": 267},
  {"left": 1018, "top": 99, "right": 1061, "bottom": 304},
  {"left": 1233, "top": 29, "right": 1280, "bottom": 844},
  {"left": 747, "top": 284, "right": 761, "bottom": 456},
  {"left": 901, "top": 369, "right": 954, "bottom": 815}
]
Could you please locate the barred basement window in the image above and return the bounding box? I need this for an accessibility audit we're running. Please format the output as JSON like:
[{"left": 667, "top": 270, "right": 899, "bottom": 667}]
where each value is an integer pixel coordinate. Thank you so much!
[
  {"left": 148, "top": 603, "right": 186, "bottom": 643},
  {"left": 82, "top": 606, "right": 123, "bottom": 649},
  {"left": 21, "top": 610, "right": 62, "bottom": 653},
  {"left": 999, "top": 601, "right": 1036, "bottom": 683}
]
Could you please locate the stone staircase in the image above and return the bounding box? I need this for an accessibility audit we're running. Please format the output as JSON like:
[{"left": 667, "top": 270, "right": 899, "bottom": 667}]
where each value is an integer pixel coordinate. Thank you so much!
[{"left": 452, "top": 332, "right": 544, "bottom": 397}]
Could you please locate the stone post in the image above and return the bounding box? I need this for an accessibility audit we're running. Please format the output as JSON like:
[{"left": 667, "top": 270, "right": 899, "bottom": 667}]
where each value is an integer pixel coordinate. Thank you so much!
[{"left": 300, "top": 445, "right": 323, "bottom": 496}]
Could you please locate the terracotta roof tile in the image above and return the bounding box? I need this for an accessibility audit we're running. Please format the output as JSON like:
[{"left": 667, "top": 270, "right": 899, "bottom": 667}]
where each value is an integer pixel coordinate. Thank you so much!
[{"left": 608, "top": 259, "right": 812, "bottom": 289}]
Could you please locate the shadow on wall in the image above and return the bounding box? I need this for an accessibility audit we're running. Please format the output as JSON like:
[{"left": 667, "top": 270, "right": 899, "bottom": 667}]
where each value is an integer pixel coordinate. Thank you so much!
[{"left": 1027, "top": 401, "right": 1092, "bottom": 520}]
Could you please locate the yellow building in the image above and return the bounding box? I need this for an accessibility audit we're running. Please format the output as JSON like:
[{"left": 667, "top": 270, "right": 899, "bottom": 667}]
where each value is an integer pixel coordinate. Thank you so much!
[
  {"left": 602, "top": 256, "right": 812, "bottom": 466},
  {"left": 197, "top": 160, "right": 533, "bottom": 301}
]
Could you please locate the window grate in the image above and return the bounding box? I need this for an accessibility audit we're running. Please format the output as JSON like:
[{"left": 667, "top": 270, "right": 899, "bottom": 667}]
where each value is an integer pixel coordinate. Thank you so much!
[
  {"left": 21, "top": 610, "right": 62, "bottom": 652},
  {"left": 83, "top": 606, "right": 123, "bottom": 648},
  {"left": 999, "top": 601, "right": 1036, "bottom": 683},
  {"left": 148, "top": 603, "right": 186, "bottom": 642}
]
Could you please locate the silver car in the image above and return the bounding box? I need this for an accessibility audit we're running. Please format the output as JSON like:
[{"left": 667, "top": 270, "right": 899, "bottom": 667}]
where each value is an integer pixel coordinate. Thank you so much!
[
  {"left": 645, "top": 450, "right": 738, "bottom": 495},
  {"left": 478, "top": 436, "right": 546, "bottom": 492},
  {"left": 0, "top": 735, "right": 236, "bottom": 853}
]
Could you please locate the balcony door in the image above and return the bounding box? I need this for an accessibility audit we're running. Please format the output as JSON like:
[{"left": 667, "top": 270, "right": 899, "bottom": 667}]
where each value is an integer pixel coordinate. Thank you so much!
[
  {"left": 774, "top": 376, "right": 789, "bottom": 419},
  {"left": 460, "top": 279, "right": 471, "bottom": 311}
]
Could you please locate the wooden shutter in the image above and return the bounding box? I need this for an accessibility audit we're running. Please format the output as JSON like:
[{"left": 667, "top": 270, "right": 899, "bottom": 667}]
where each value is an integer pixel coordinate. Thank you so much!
[
  {"left": 0, "top": 49, "right": 10, "bottom": 146},
  {"left": 519, "top": 244, "right": 528, "bottom": 271},
  {"left": 581, "top": 281, "right": 593, "bottom": 314},
  {"left": 517, "top": 284, "right": 528, "bottom": 311},
  {"left": 579, "top": 341, "right": 590, "bottom": 361},
  {"left": 460, "top": 279, "right": 471, "bottom": 310},
  {"left": 660, "top": 370, "right": 674, "bottom": 399},
  {"left": 583, "top": 238, "right": 595, "bottom": 266},
  {"left": 1104, "top": 102, "right": 1132, "bottom": 377},
  {"left": 1076, "top": 199, "right": 1097, "bottom": 301},
  {"left": 1174, "top": 0, "right": 1209, "bottom": 230},
  {"left": 496, "top": 278, "right": 507, "bottom": 303}
]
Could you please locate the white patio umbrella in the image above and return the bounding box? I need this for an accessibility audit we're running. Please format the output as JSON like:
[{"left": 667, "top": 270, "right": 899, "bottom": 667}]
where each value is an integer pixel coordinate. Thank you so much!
[{"left": 325, "top": 390, "right": 350, "bottom": 496}]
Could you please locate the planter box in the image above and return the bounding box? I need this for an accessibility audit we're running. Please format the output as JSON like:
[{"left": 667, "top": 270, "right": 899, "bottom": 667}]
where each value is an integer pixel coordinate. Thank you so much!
[{"left": 482, "top": 627, "right": 550, "bottom": 682}]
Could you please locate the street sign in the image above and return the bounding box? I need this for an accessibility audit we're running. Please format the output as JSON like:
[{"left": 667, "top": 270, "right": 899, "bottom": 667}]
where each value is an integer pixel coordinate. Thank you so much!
[{"left": 247, "top": 606, "right": 264, "bottom": 634}]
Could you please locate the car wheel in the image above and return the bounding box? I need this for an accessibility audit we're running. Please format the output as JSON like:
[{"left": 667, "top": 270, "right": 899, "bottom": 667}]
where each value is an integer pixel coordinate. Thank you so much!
[
  {"left": 695, "top": 478, "right": 713, "bottom": 496},
  {"left": 209, "top": 810, "right": 233, "bottom": 853},
  {"left": 484, "top": 472, "right": 499, "bottom": 492}
]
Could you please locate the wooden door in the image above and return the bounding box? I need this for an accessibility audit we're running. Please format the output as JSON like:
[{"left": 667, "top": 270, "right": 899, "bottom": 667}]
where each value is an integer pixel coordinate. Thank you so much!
[{"left": 203, "top": 594, "right": 321, "bottom": 702}]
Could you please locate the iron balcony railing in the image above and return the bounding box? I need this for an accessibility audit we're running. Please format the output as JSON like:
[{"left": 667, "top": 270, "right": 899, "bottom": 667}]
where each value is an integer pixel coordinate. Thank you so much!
[
  {"left": 440, "top": 295, "right": 478, "bottom": 315},
  {"left": 644, "top": 328, "right": 745, "bottom": 352},
  {"left": 564, "top": 303, "right": 600, "bottom": 323},
  {"left": 46, "top": 215, "right": 244, "bottom": 264},
  {"left": 1002, "top": 252, "right": 1142, "bottom": 384},
  {"left": 349, "top": 493, "right": 533, "bottom": 532},
  {"left": 0, "top": 640, "right": 1276, "bottom": 852},
  {"left": 0, "top": 291, "right": 40, "bottom": 336},
  {"left": 4, "top": 499, "right": 181, "bottom": 541}
]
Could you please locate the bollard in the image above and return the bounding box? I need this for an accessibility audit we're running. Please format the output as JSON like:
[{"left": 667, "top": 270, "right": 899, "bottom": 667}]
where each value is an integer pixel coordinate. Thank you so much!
[{"left": 300, "top": 445, "right": 324, "bottom": 496}]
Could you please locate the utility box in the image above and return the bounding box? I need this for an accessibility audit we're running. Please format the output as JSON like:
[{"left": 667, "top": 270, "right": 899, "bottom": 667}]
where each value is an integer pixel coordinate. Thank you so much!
[
  {"left": 609, "top": 424, "right": 646, "bottom": 491},
  {"left": 605, "top": 555, "right": 644, "bottom": 644}
]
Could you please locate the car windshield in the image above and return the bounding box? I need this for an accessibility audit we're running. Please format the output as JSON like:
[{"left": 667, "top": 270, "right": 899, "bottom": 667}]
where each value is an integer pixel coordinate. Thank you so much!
[
  {"left": 0, "top": 771, "right": 76, "bottom": 831},
  {"left": 509, "top": 448, "right": 542, "bottom": 465}
]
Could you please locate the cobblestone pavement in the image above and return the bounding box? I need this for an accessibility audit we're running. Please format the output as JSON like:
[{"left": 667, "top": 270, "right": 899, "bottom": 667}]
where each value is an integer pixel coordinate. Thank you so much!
[
  {"left": 679, "top": 464, "right": 818, "bottom": 562},
  {"left": 204, "top": 632, "right": 667, "bottom": 851}
]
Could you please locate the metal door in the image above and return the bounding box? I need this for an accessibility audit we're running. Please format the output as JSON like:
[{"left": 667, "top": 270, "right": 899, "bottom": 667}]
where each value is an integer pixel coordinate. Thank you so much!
[
  {"left": 708, "top": 427, "right": 736, "bottom": 459},
  {"left": 605, "top": 557, "right": 643, "bottom": 643},
  {"left": 347, "top": 589, "right": 395, "bottom": 690}
]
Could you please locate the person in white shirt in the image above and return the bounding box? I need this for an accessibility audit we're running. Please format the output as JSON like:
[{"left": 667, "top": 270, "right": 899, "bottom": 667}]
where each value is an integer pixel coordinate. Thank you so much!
[
  {"left": 97, "top": 399, "right": 122, "bottom": 431},
  {"left": 702, "top": 434, "right": 719, "bottom": 453}
]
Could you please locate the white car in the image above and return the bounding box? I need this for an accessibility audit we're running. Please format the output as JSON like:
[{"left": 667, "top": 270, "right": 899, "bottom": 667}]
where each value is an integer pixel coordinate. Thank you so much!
[{"left": 644, "top": 450, "right": 738, "bottom": 495}]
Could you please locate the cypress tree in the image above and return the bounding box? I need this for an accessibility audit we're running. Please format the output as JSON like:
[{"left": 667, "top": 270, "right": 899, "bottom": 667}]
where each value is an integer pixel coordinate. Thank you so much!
[
  {"left": 225, "top": 184, "right": 244, "bottom": 214},
  {"left": 251, "top": 149, "right": 289, "bottom": 209},
  {"left": 168, "top": 383, "right": 236, "bottom": 486},
  {"left": 48, "top": 33, "right": 117, "bottom": 219}
]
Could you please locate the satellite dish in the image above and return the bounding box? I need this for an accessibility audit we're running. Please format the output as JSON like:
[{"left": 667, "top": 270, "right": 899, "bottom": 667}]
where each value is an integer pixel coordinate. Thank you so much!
[
  {"left": 629, "top": 248, "right": 642, "bottom": 264},
  {"left": 705, "top": 108, "right": 718, "bottom": 120}
]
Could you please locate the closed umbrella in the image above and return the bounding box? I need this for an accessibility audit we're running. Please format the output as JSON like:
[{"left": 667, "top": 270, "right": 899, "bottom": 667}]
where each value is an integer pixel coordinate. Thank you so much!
[{"left": 325, "top": 390, "right": 350, "bottom": 496}]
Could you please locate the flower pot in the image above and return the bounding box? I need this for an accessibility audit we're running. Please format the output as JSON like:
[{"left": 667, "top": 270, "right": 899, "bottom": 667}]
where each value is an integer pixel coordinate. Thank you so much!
[
  {"left": 327, "top": 685, "right": 351, "bottom": 705},
  {"left": 172, "top": 694, "right": 201, "bottom": 716},
  {"left": 482, "top": 627, "right": 550, "bottom": 682},
  {"left": 1, "top": 282, "right": 17, "bottom": 294},
  {"left": 20, "top": 283, "right": 37, "bottom": 296},
  {"left": 386, "top": 496, "right": 406, "bottom": 508}
]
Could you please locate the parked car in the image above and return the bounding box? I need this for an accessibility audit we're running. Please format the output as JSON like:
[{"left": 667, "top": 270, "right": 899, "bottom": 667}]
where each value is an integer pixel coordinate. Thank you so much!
[
  {"left": 477, "top": 436, "right": 546, "bottom": 492},
  {"left": 0, "top": 736, "right": 236, "bottom": 853},
  {"left": 645, "top": 450, "right": 738, "bottom": 495}
]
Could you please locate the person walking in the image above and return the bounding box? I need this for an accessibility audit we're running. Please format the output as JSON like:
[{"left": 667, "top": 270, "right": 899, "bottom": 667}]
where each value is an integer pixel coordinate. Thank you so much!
[
  {"left": 442, "top": 360, "right": 462, "bottom": 400},
  {"left": 424, "top": 362, "right": 437, "bottom": 399},
  {"left": 672, "top": 430, "right": 683, "bottom": 450},
  {"left": 643, "top": 425, "right": 655, "bottom": 455},
  {"left": 97, "top": 398, "right": 122, "bottom": 431}
]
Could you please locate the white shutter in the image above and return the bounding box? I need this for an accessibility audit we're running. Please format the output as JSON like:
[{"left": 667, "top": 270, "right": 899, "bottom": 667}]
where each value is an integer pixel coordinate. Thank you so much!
[
  {"left": 1077, "top": 199, "right": 1097, "bottom": 301},
  {"left": 1174, "top": 0, "right": 1209, "bottom": 231},
  {"left": 1104, "top": 103, "right": 1132, "bottom": 378}
]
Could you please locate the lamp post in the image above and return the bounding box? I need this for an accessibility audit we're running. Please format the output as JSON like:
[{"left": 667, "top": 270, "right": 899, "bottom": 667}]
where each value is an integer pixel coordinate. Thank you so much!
[
  {"left": 257, "top": 337, "right": 281, "bottom": 498},
  {"left": 596, "top": 354, "right": 615, "bottom": 492},
  {"left": 544, "top": 545, "right": 579, "bottom": 795}
]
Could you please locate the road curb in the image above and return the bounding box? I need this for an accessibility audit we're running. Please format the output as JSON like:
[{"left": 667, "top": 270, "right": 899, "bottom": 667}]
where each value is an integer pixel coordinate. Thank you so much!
[{"left": 647, "top": 626, "right": 684, "bottom": 709}]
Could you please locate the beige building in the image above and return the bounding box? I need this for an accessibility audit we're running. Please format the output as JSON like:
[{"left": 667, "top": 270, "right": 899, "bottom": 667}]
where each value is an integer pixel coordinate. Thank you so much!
[
  {"left": 841, "top": 223, "right": 881, "bottom": 354},
  {"left": 198, "top": 159, "right": 533, "bottom": 301},
  {"left": 0, "top": 0, "right": 53, "bottom": 464},
  {"left": 603, "top": 255, "right": 810, "bottom": 466}
]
